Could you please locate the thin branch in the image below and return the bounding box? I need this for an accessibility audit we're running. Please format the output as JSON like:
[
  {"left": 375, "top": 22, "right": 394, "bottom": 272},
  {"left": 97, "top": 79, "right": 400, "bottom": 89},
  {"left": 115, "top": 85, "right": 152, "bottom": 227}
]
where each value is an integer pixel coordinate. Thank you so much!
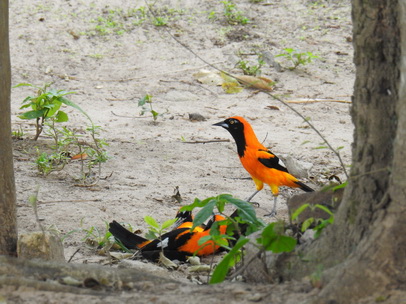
[
  {"left": 182, "top": 139, "right": 230, "bottom": 144},
  {"left": 285, "top": 98, "right": 351, "bottom": 104}
]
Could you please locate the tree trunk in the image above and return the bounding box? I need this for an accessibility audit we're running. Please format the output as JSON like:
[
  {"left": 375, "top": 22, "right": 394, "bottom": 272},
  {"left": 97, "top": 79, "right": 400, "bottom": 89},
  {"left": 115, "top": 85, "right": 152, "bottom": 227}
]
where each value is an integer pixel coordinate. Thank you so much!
[
  {"left": 0, "top": 0, "right": 17, "bottom": 256},
  {"left": 241, "top": 1, "right": 406, "bottom": 302},
  {"left": 276, "top": 0, "right": 406, "bottom": 302}
]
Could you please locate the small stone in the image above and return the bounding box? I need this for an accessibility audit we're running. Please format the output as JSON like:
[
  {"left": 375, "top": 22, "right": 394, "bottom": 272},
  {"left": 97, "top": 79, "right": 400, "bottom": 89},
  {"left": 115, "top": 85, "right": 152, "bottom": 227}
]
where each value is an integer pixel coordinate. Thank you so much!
[
  {"left": 18, "top": 232, "right": 65, "bottom": 262},
  {"left": 188, "top": 113, "right": 206, "bottom": 121},
  {"left": 248, "top": 293, "right": 263, "bottom": 302},
  {"left": 283, "top": 155, "right": 313, "bottom": 179}
]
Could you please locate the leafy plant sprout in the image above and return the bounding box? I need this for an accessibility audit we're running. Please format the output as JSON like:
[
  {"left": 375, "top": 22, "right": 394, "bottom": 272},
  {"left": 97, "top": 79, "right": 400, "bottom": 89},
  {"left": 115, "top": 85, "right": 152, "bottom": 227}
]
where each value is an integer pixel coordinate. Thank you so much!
[
  {"left": 15, "top": 83, "right": 78, "bottom": 140},
  {"left": 236, "top": 55, "right": 265, "bottom": 76},
  {"left": 15, "top": 82, "right": 109, "bottom": 183},
  {"left": 144, "top": 215, "right": 178, "bottom": 266},
  {"left": 275, "top": 48, "right": 320, "bottom": 70},
  {"left": 221, "top": 0, "right": 250, "bottom": 25},
  {"left": 40, "top": 123, "right": 109, "bottom": 183},
  {"left": 138, "top": 94, "right": 160, "bottom": 122}
]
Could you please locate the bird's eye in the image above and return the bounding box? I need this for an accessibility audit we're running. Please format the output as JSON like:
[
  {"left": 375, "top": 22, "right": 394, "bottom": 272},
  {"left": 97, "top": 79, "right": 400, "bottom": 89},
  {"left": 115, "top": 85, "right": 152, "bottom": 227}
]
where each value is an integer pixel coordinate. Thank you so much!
[{"left": 230, "top": 119, "right": 236, "bottom": 124}]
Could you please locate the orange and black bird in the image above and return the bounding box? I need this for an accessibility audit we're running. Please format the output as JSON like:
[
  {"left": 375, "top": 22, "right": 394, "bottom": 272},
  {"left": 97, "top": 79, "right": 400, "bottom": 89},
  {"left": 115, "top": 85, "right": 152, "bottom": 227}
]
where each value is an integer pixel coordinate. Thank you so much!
[
  {"left": 213, "top": 116, "right": 314, "bottom": 216},
  {"left": 109, "top": 212, "right": 228, "bottom": 262},
  {"left": 108, "top": 210, "right": 194, "bottom": 251}
]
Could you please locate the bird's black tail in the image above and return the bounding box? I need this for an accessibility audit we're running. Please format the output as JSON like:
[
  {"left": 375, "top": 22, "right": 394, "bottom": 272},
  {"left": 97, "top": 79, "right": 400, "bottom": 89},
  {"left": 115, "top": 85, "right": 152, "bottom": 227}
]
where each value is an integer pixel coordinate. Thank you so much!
[
  {"left": 294, "top": 181, "right": 314, "bottom": 192},
  {"left": 109, "top": 220, "right": 148, "bottom": 249}
]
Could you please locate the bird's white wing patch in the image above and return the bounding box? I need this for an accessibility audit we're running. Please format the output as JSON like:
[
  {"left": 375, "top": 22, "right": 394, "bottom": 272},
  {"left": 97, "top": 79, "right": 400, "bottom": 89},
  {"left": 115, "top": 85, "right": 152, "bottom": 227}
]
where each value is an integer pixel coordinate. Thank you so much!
[{"left": 157, "top": 238, "right": 169, "bottom": 248}]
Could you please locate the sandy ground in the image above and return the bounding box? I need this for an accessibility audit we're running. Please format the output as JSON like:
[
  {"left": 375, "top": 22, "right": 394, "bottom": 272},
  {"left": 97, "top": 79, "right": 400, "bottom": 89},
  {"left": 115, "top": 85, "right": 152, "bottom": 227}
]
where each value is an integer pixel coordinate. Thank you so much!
[{"left": 7, "top": 0, "right": 353, "bottom": 302}]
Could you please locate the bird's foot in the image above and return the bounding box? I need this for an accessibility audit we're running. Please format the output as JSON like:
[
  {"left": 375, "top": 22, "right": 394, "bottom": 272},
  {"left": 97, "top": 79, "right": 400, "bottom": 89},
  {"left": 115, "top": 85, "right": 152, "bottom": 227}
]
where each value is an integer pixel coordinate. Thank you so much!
[
  {"left": 251, "top": 202, "right": 260, "bottom": 208},
  {"left": 264, "top": 210, "right": 277, "bottom": 217}
]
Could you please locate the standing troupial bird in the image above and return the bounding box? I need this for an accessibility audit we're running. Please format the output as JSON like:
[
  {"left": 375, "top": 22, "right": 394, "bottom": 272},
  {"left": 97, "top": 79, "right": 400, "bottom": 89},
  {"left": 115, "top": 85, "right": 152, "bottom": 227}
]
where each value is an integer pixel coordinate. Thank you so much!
[{"left": 213, "top": 116, "right": 314, "bottom": 216}]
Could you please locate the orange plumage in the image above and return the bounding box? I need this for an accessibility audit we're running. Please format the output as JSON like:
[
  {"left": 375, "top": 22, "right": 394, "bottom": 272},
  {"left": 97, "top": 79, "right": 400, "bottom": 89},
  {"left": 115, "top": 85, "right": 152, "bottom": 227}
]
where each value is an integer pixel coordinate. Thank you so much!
[
  {"left": 177, "top": 215, "right": 227, "bottom": 256},
  {"left": 109, "top": 213, "right": 227, "bottom": 261},
  {"left": 214, "top": 116, "right": 313, "bottom": 215}
]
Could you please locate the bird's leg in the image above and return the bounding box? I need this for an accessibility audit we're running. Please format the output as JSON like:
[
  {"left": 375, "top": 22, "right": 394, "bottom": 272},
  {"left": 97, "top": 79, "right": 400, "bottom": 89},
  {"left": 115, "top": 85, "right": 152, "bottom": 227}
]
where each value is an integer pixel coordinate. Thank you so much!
[
  {"left": 265, "top": 196, "right": 278, "bottom": 217},
  {"left": 245, "top": 190, "right": 260, "bottom": 202},
  {"left": 245, "top": 190, "right": 260, "bottom": 207}
]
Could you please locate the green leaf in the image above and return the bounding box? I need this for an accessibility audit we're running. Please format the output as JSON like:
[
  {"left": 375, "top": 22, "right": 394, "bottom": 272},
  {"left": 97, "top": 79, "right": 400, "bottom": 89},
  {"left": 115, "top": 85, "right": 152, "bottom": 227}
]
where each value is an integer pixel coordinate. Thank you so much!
[
  {"left": 180, "top": 197, "right": 207, "bottom": 212},
  {"left": 138, "top": 94, "right": 152, "bottom": 106},
  {"left": 257, "top": 222, "right": 296, "bottom": 253},
  {"left": 161, "top": 218, "right": 178, "bottom": 230},
  {"left": 197, "top": 235, "right": 212, "bottom": 246},
  {"left": 145, "top": 230, "right": 158, "bottom": 240},
  {"left": 59, "top": 96, "right": 91, "bottom": 122},
  {"left": 144, "top": 215, "right": 160, "bottom": 230},
  {"left": 291, "top": 203, "right": 309, "bottom": 221},
  {"left": 55, "top": 111, "right": 69, "bottom": 122},
  {"left": 18, "top": 109, "right": 47, "bottom": 120},
  {"left": 20, "top": 103, "right": 34, "bottom": 109},
  {"left": 226, "top": 196, "right": 260, "bottom": 225},
  {"left": 257, "top": 223, "right": 277, "bottom": 249},
  {"left": 151, "top": 110, "right": 159, "bottom": 120},
  {"left": 44, "top": 100, "right": 62, "bottom": 117},
  {"left": 191, "top": 199, "right": 216, "bottom": 230},
  {"left": 332, "top": 181, "right": 348, "bottom": 191},
  {"left": 314, "top": 204, "right": 334, "bottom": 216},
  {"left": 269, "top": 235, "right": 297, "bottom": 253},
  {"left": 210, "top": 236, "right": 249, "bottom": 284},
  {"left": 301, "top": 217, "right": 314, "bottom": 232},
  {"left": 13, "top": 83, "right": 35, "bottom": 88}
]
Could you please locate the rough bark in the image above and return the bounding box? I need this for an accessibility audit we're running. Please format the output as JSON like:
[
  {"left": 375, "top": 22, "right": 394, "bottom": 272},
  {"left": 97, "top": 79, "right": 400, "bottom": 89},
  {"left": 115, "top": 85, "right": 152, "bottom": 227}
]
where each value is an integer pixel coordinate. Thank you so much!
[
  {"left": 0, "top": 0, "right": 17, "bottom": 256},
  {"left": 243, "top": 1, "right": 406, "bottom": 303}
]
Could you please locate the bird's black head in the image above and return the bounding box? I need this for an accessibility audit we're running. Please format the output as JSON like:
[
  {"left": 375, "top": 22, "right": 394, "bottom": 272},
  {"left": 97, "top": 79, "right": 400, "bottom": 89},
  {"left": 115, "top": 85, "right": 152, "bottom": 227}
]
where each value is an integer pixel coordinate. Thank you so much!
[{"left": 213, "top": 117, "right": 246, "bottom": 157}]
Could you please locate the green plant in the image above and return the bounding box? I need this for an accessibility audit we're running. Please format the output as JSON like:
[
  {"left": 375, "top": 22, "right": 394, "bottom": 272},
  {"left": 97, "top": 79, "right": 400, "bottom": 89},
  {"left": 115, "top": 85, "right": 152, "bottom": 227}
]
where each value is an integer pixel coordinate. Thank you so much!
[
  {"left": 15, "top": 83, "right": 87, "bottom": 140},
  {"left": 144, "top": 216, "right": 178, "bottom": 241},
  {"left": 237, "top": 56, "right": 265, "bottom": 76},
  {"left": 180, "top": 194, "right": 297, "bottom": 284},
  {"left": 291, "top": 203, "right": 335, "bottom": 238},
  {"left": 39, "top": 122, "right": 110, "bottom": 183},
  {"left": 221, "top": 1, "right": 250, "bottom": 25},
  {"left": 34, "top": 148, "right": 69, "bottom": 176},
  {"left": 144, "top": 215, "right": 178, "bottom": 266},
  {"left": 12, "top": 125, "right": 25, "bottom": 140},
  {"left": 152, "top": 16, "right": 168, "bottom": 26},
  {"left": 138, "top": 94, "right": 160, "bottom": 122},
  {"left": 275, "top": 48, "right": 320, "bottom": 70},
  {"left": 82, "top": 222, "right": 114, "bottom": 248}
]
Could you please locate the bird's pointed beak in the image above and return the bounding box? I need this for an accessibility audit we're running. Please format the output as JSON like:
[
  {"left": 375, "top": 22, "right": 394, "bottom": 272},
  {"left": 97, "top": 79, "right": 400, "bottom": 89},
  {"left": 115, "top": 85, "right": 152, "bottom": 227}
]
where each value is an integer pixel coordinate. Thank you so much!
[{"left": 213, "top": 121, "right": 229, "bottom": 128}]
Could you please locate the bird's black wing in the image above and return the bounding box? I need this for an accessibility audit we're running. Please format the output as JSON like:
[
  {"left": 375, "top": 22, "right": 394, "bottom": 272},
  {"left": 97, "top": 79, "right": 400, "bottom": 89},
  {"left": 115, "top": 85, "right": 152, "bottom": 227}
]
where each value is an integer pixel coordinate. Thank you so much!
[{"left": 257, "top": 149, "right": 289, "bottom": 173}]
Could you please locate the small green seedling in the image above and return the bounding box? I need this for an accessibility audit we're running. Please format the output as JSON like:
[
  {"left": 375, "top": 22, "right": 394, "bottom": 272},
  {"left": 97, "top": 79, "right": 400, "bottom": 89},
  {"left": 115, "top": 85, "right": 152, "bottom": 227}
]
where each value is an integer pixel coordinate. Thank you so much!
[
  {"left": 138, "top": 94, "right": 160, "bottom": 122},
  {"left": 237, "top": 57, "right": 265, "bottom": 76},
  {"left": 144, "top": 216, "right": 178, "bottom": 241},
  {"left": 15, "top": 83, "right": 88, "bottom": 140},
  {"left": 82, "top": 223, "right": 113, "bottom": 248},
  {"left": 291, "top": 203, "right": 335, "bottom": 238},
  {"left": 144, "top": 215, "right": 178, "bottom": 265},
  {"left": 275, "top": 48, "right": 319, "bottom": 70},
  {"left": 12, "top": 125, "right": 25, "bottom": 140},
  {"left": 34, "top": 148, "right": 69, "bottom": 176},
  {"left": 221, "top": 1, "right": 250, "bottom": 25},
  {"left": 38, "top": 122, "right": 109, "bottom": 182},
  {"left": 153, "top": 16, "right": 168, "bottom": 26}
]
